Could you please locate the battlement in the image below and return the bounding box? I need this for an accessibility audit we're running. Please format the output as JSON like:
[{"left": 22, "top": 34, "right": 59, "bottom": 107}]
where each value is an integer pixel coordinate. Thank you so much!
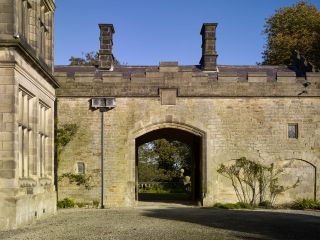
[{"left": 54, "top": 63, "right": 320, "bottom": 97}]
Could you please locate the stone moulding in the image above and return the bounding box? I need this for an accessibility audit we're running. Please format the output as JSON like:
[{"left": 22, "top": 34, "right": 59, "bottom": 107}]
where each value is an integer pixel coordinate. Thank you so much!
[{"left": 19, "top": 178, "right": 37, "bottom": 188}]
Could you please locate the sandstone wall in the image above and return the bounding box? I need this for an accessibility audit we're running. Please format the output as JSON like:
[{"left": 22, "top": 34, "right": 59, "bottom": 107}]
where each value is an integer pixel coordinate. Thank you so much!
[
  {"left": 55, "top": 61, "right": 320, "bottom": 207},
  {"left": 57, "top": 95, "right": 320, "bottom": 207}
]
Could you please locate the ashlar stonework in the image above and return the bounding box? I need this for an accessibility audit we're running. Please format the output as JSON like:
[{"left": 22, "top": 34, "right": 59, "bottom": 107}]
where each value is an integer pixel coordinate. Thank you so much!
[
  {"left": 0, "top": 0, "right": 58, "bottom": 230},
  {"left": 55, "top": 23, "right": 320, "bottom": 208}
]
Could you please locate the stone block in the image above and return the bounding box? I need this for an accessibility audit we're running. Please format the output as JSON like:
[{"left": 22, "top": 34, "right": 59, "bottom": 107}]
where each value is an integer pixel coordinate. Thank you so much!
[
  {"left": 0, "top": 76, "right": 14, "bottom": 84},
  {"left": 74, "top": 72, "right": 95, "bottom": 82},
  {"left": 2, "top": 160, "right": 15, "bottom": 169},
  {"left": 53, "top": 72, "right": 68, "bottom": 78},
  {"left": 0, "top": 170, "right": 15, "bottom": 178},
  {"left": 248, "top": 72, "right": 268, "bottom": 83},
  {"left": 3, "top": 113, "right": 13, "bottom": 122},
  {"left": 160, "top": 89, "right": 177, "bottom": 105},
  {"left": 0, "top": 85, "right": 14, "bottom": 94},
  {"left": 159, "top": 67, "right": 179, "bottom": 72},
  {"left": 218, "top": 72, "right": 238, "bottom": 82},
  {"left": 102, "top": 72, "right": 126, "bottom": 83},
  {"left": 2, "top": 142, "right": 13, "bottom": 151},
  {"left": 306, "top": 72, "right": 320, "bottom": 82},
  {"left": 159, "top": 62, "right": 179, "bottom": 72},
  {"left": 277, "top": 72, "right": 296, "bottom": 83},
  {"left": 130, "top": 72, "right": 146, "bottom": 83},
  {"left": 0, "top": 132, "right": 13, "bottom": 141}
]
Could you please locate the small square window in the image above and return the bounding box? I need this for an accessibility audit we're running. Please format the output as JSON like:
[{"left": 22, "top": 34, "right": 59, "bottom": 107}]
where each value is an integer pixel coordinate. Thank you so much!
[
  {"left": 288, "top": 124, "right": 298, "bottom": 139},
  {"left": 77, "top": 162, "right": 85, "bottom": 174}
]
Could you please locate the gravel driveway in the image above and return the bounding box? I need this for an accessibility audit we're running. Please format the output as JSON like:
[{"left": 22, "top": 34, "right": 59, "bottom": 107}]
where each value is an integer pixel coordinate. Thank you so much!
[{"left": 0, "top": 204, "right": 319, "bottom": 240}]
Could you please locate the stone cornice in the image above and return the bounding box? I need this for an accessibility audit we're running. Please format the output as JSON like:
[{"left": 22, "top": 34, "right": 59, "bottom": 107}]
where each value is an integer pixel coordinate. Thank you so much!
[{"left": 1, "top": 39, "right": 60, "bottom": 88}]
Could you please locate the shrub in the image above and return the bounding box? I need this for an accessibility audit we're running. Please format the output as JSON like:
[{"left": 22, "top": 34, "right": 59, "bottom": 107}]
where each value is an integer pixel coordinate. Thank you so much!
[
  {"left": 259, "top": 200, "right": 273, "bottom": 209},
  {"left": 217, "top": 157, "right": 300, "bottom": 206},
  {"left": 236, "top": 202, "right": 254, "bottom": 209},
  {"left": 291, "top": 199, "right": 320, "bottom": 210},
  {"left": 93, "top": 200, "right": 99, "bottom": 208},
  {"left": 57, "top": 198, "right": 75, "bottom": 208},
  {"left": 76, "top": 202, "right": 86, "bottom": 208}
]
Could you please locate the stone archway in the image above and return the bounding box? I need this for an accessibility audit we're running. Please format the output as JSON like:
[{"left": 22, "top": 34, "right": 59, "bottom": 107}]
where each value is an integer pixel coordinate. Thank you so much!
[{"left": 132, "top": 123, "right": 206, "bottom": 205}]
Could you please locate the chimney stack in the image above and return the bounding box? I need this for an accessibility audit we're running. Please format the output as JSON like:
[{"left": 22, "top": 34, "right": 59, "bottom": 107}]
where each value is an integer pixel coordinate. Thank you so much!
[
  {"left": 99, "top": 24, "right": 115, "bottom": 70},
  {"left": 200, "top": 23, "right": 218, "bottom": 71}
]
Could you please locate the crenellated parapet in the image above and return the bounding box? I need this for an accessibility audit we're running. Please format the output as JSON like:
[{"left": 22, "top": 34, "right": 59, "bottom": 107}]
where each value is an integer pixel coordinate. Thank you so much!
[{"left": 54, "top": 63, "right": 320, "bottom": 98}]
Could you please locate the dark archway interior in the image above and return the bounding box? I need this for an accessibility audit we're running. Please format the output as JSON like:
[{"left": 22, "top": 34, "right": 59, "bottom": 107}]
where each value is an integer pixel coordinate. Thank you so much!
[{"left": 135, "top": 128, "right": 202, "bottom": 204}]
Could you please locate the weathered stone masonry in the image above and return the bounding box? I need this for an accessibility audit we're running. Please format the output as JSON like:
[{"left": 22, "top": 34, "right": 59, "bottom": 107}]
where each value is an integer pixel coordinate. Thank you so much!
[
  {"left": 55, "top": 23, "right": 320, "bottom": 208},
  {"left": 0, "top": 0, "right": 58, "bottom": 230}
]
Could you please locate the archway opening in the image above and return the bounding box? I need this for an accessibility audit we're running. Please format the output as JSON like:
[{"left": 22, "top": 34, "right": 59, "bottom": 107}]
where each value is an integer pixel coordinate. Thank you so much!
[{"left": 135, "top": 128, "right": 202, "bottom": 205}]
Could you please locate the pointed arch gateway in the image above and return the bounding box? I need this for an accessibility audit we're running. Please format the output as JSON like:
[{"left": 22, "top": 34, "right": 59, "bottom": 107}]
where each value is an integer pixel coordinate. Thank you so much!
[{"left": 132, "top": 123, "right": 206, "bottom": 205}]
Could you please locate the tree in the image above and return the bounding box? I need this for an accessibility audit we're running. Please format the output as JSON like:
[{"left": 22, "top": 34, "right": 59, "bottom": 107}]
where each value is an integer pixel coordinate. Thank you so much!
[
  {"left": 138, "top": 139, "right": 192, "bottom": 182},
  {"left": 262, "top": 1, "right": 320, "bottom": 70},
  {"left": 69, "top": 51, "right": 121, "bottom": 66}
]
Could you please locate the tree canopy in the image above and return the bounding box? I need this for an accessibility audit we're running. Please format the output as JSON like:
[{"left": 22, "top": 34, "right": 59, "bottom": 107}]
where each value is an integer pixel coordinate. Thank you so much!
[
  {"left": 138, "top": 139, "right": 192, "bottom": 182},
  {"left": 262, "top": 1, "right": 320, "bottom": 70},
  {"left": 69, "top": 51, "right": 121, "bottom": 66}
]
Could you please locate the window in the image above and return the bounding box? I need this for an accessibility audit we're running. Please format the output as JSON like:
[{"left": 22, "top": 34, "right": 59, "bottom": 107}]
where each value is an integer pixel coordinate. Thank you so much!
[
  {"left": 38, "top": 102, "right": 50, "bottom": 177},
  {"left": 18, "top": 0, "right": 32, "bottom": 41},
  {"left": 77, "top": 162, "right": 85, "bottom": 174},
  {"left": 288, "top": 124, "right": 298, "bottom": 139},
  {"left": 39, "top": 2, "right": 50, "bottom": 61},
  {"left": 18, "top": 88, "right": 34, "bottom": 178}
]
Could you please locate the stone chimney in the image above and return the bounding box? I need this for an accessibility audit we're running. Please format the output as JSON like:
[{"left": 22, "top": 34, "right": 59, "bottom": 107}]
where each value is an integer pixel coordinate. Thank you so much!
[
  {"left": 200, "top": 23, "right": 218, "bottom": 71},
  {"left": 99, "top": 24, "right": 115, "bottom": 70}
]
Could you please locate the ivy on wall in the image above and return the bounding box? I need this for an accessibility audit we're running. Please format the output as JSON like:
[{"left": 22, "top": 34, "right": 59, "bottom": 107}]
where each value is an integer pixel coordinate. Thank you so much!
[
  {"left": 56, "top": 123, "right": 94, "bottom": 190},
  {"left": 58, "top": 173, "right": 93, "bottom": 190},
  {"left": 56, "top": 123, "right": 79, "bottom": 161}
]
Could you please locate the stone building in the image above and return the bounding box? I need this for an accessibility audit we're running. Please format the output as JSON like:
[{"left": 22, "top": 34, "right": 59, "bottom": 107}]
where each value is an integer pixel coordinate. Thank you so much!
[
  {"left": 55, "top": 24, "right": 320, "bottom": 208},
  {"left": 0, "top": 0, "right": 58, "bottom": 230}
]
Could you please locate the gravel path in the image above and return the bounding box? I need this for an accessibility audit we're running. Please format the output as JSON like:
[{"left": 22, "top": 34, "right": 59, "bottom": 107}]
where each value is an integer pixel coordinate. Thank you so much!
[{"left": 0, "top": 204, "right": 319, "bottom": 240}]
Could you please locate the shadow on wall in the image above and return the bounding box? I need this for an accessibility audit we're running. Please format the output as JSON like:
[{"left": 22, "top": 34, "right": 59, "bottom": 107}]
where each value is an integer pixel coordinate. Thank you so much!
[{"left": 142, "top": 208, "right": 320, "bottom": 240}]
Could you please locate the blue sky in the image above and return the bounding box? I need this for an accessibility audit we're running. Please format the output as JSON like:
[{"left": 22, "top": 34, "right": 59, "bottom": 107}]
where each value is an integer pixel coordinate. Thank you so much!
[{"left": 54, "top": 0, "right": 320, "bottom": 66}]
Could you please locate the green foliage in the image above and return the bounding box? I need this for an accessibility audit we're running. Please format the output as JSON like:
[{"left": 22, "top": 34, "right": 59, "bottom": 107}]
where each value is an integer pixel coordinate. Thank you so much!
[
  {"left": 291, "top": 198, "right": 320, "bottom": 210},
  {"left": 57, "top": 198, "right": 75, "bottom": 208},
  {"left": 69, "top": 51, "right": 121, "bottom": 66},
  {"left": 59, "top": 173, "right": 93, "bottom": 190},
  {"left": 76, "top": 202, "right": 85, "bottom": 208},
  {"left": 69, "top": 51, "right": 99, "bottom": 66},
  {"left": 138, "top": 139, "right": 192, "bottom": 182},
  {"left": 213, "top": 202, "right": 254, "bottom": 210},
  {"left": 139, "top": 182, "right": 188, "bottom": 194},
  {"left": 262, "top": 1, "right": 320, "bottom": 69},
  {"left": 93, "top": 200, "right": 99, "bottom": 208},
  {"left": 217, "top": 157, "right": 300, "bottom": 206},
  {"left": 56, "top": 123, "right": 79, "bottom": 159}
]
